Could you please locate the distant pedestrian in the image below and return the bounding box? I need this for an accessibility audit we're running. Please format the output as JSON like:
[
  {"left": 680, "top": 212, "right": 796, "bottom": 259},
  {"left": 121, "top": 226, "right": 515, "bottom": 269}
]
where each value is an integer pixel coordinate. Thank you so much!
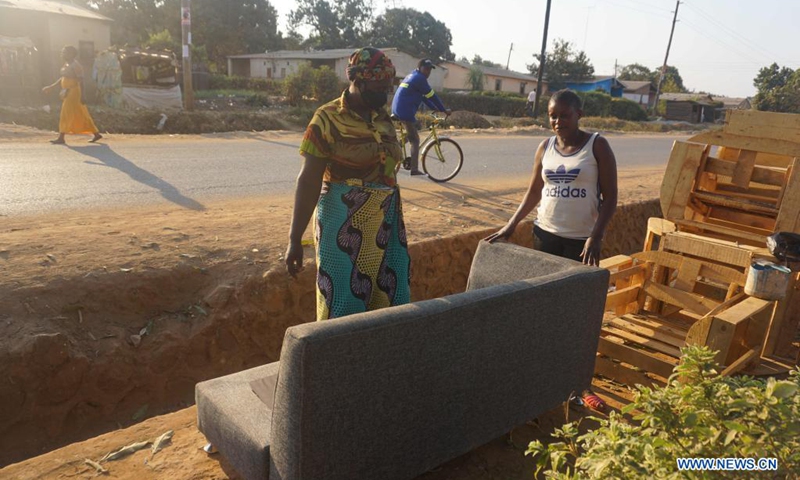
[
  {"left": 391, "top": 59, "right": 451, "bottom": 176},
  {"left": 41, "top": 45, "right": 102, "bottom": 145},
  {"left": 526, "top": 90, "right": 537, "bottom": 116}
]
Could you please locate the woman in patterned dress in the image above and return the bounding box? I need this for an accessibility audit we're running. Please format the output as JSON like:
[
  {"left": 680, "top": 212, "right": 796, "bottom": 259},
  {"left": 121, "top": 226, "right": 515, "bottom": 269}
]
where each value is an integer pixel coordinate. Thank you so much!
[{"left": 285, "top": 47, "right": 411, "bottom": 320}]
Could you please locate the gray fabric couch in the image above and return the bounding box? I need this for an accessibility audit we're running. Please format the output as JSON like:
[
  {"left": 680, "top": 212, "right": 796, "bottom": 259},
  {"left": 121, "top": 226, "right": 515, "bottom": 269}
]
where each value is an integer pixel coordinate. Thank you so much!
[{"left": 196, "top": 241, "right": 609, "bottom": 480}]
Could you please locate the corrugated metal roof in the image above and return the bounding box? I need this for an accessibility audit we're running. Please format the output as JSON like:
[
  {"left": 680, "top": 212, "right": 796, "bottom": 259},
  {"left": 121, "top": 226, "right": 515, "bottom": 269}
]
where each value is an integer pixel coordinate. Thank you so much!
[
  {"left": 619, "top": 80, "right": 653, "bottom": 91},
  {"left": 0, "top": 0, "right": 112, "bottom": 22},
  {"left": 442, "top": 61, "right": 540, "bottom": 83}
]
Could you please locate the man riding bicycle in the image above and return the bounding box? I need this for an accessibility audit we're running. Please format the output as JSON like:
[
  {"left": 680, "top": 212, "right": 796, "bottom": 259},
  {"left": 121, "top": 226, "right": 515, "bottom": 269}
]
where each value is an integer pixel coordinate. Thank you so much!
[{"left": 391, "top": 59, "right": 451, "bottom": 176}]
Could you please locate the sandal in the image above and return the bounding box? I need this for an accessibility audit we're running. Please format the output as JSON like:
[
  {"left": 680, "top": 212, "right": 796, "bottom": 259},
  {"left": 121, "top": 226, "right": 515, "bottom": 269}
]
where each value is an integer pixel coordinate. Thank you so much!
[{"left": 582, "top": 390, "right": 606, "bottom": 411}]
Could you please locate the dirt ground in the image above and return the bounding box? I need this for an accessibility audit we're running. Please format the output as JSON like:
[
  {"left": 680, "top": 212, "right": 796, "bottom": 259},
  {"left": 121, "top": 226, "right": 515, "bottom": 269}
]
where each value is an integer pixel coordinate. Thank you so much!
[{"left": 0, "top": 377, "right": 636, "bottom": 480}]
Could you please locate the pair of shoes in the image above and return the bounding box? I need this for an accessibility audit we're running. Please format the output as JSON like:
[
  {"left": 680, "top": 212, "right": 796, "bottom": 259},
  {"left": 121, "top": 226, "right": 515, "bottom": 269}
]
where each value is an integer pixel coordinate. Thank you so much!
[
  {"left": 581, "top": 390, "right": 606, "bottom": 412},
  {"left": 89, "top": 133, "right": 103, "bottom": 143},
  {"left": 410, "top": 170, "right": 427, "bottom": 176},
  {"left": 49, "top": 138, "right": 66, "bottom": 145},
  {"left": 402, "top": 158, "right": 411, "bottom": 171}
]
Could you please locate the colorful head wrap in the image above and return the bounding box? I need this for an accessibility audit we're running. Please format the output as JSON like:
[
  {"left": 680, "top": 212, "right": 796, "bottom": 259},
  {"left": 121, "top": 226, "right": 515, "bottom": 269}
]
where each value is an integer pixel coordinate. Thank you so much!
[{"left": 346, "top": 47, "right": 396, "bottom": 82}]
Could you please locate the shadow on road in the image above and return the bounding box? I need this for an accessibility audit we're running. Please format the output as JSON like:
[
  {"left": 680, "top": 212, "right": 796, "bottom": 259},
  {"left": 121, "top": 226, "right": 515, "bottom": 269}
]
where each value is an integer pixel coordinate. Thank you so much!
[{"left": 69, "top": 144, "right": 206, "bottom": 211}]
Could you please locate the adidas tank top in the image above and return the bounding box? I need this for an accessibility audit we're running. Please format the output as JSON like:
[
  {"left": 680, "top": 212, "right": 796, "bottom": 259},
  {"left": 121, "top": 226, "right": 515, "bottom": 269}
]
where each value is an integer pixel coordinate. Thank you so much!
[{"left": 535, "top": 132, "right": 600, "bottom": 239}]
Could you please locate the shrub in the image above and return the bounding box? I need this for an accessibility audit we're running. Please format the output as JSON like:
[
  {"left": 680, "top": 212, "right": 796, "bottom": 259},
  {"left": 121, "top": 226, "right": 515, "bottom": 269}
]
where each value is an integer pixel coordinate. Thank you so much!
[
  {"left": 207, "top": 74, "right": 282, "bottom": 94},
  {"left": 577, "top": 90, "right": 612, "bottom": 117},
  {"left": 244, "top": 93, "right": 271, "bottom": 108},
  {"left": 313, "top": 66, "right": 344, "bottom": 103},
  {"left": 526, "top": 346, "right": 800, "bottom": 479},
  {"left": 438, "top": 92, "right": 527, "bottom": 117},
  {"left": 610, "top": 98, "right": 648, "bottom": 121}
]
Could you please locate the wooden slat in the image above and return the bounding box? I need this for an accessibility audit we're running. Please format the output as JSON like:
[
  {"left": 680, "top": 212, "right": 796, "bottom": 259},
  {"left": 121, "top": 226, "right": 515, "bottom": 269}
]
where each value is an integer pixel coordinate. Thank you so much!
[
  {"left": 692, "top": 191, "right": 779, "bottom": 216},
  {"left": 715, "top": 296, "right": 774, "bottom": 326},
  {"left": 662, "top": 233, "right": 769, "bottom": 269},
  {"left": 621, "top": 313, "right": 689, "bottom": 337},
  {"left": 608, "top": 265, "right": 646, "bottom": 284},
  {"left": 598, "top": 336, "right": 676, "bottom": 379},
  {"left": 704, "top": 156, "right": 786, "bottom": 187},
  {"left": 599, "top": 254, "right": 633, "bottom": 270},
  {"left": 775, "top": 158, "right": 800, "bottom": 233},
  {"left": 661, "top": 141, "right": 707, "bottom": 220},
  {"left": 720, "top": 348, "right": 760, "bottom": 376},
  {"left": 707, "top": 316, "right": 740, "bottom": 365},
  {"left": 608, "top": 317, "right": 686, "bottom": 349},
  {"left": 594, "top": 355, "right": 666, "bottom": 388},
  {"left": 673, "top": 219, "right": 767, "bottom": 245},
  {"left": 712, "top": 184, "right": 780, "bottom": 202},
  {"left": 631, "top": 250, "right": 745, "bottom": 286},
  {"left": 687, "top": 131, "right": 800, "bottom": 159},
  {"left": 644, "top": 282, "right": 719, "bottom": 316},
  {"left": 602, "top": 326, "right": 683, "bottom": 358},
  {"left": 731, "top": 149, "right": 758, "bottom": 187},
  {"left": 725, "top": 110, "right": 800, "bottom": 145},
  {"left": 675, "top": 258, "right": 702, "bottom": 292},
  {"left": 717, "top": 146, "right": 794, "bottom": 169},
  {"left": 704, "top": 217, "right": 775, "bottom": 236},
  {"left": 606, "top": 286, "right": 640, "bottom": 311},
  {"left": 708, "top": 206, "right": 776, "bottom": 231}
]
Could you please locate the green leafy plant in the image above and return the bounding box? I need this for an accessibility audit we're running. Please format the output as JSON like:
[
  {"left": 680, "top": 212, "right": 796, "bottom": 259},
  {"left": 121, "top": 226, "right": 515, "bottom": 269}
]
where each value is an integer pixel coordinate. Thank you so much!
[
  {"left": 312, "top": 66, "right": 344, "bottom": 103},
  {"left": 526, "top": 346, "right": 800, "bottom": 479}
]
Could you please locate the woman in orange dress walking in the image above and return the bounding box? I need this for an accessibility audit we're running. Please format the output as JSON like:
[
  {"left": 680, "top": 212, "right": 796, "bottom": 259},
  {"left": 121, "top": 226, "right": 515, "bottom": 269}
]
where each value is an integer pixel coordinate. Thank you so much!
[{"left": 42, "top": 45, "right": 102, "bottom": 145}]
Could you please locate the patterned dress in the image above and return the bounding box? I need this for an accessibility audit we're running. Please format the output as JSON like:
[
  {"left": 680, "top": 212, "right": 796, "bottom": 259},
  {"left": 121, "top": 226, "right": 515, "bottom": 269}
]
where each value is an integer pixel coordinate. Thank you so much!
[{"left": 299, "top": 91, "right": 411, "bottom": 320}]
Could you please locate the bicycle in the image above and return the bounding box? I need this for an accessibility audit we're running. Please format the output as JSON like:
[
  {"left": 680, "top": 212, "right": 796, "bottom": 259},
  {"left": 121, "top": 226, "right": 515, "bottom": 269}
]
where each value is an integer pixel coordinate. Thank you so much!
[{"left": 392, "top": 113, "right": 464, "bottom": 183}]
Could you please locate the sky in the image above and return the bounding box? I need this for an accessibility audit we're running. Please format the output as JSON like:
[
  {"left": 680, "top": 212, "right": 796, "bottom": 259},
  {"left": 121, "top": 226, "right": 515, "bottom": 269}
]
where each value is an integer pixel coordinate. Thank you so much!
[{"left": 267, "top": 0, "right": 799, "bottom": 98}]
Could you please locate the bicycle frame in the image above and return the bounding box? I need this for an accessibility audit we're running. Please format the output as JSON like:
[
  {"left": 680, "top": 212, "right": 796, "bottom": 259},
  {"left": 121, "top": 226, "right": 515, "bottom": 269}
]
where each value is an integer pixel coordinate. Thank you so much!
[{"left": 394, "top": 114, "right": 448, "bottom": 166}]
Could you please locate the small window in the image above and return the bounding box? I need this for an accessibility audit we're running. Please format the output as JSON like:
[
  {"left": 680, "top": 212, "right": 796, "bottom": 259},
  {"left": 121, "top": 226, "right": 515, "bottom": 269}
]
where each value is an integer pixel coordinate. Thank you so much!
[
  {"left": 267, "top": 68, "right": 272, "bottom": 78},
  {"left": 281, "top": 67, "right": 286, "bottom": 78},
  {"left": 495, "top": 79, "right": 502, "bottom": 91}
]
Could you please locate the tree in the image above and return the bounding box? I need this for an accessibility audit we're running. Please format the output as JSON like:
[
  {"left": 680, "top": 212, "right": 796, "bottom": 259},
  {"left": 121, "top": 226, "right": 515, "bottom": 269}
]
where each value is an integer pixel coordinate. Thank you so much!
[
  {"left": 618, "top": 63, "right": 652, "bottom": 82},
  {"left": 653, "top": 65, "right": 687, "bottom": 92},
  {"left": 190, "top": 0, "right": 282, "bottom": 70},
  {"left": 471, "top": 55, "right": 502, "bottom": 69},
  {"left": 527, "top": 39, "right": 594, "bottom": 91},
  {"left": 465, "top": 65, "right": 486, "bottom": 91},
  {"left": 85, "top": 0, "right": 282, "bottom": 71},
  {"left": 289, "top": 0, "right": 374, "bottom": 49},
  {"left": 368, "top": 8, "right": 454, "bottom": 62},
  {"left": 753, "top": 63, "right": 800, "bottom": 113}
]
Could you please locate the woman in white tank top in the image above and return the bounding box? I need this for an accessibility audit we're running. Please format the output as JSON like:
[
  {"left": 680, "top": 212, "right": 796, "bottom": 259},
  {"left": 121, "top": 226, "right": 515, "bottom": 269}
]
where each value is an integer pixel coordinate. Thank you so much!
[{"left": 486, "top": 90, "right": 618, "bottom": 266}]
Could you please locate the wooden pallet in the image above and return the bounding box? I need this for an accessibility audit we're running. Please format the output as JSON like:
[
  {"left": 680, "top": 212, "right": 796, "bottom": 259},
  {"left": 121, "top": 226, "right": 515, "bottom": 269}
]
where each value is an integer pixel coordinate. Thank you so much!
[
  {"left": 660, "top": 110, "right": 800, "bottom": 247},
  {"left": 597, "top": 251, "right": 777, "bottom": 386}
]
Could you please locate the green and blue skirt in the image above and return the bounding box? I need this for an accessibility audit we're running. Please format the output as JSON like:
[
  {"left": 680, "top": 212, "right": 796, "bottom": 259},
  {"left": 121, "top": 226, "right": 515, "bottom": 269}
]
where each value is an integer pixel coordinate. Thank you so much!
[{"left": 313, "top": 180, "right": 411, "bottom": 320}]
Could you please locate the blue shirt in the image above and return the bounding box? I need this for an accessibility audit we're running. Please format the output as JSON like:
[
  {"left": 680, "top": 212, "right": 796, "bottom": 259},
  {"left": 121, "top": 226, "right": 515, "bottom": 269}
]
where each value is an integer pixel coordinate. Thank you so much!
[{"left": 391, "top": 69, "right": 447, "bottom": 122}]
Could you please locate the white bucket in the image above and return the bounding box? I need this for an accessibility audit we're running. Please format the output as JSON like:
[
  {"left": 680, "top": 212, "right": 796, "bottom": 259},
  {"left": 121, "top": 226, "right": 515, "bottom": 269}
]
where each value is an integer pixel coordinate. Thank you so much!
[{"left": 744, "top": 261, "right": 792, "bottom": 300}]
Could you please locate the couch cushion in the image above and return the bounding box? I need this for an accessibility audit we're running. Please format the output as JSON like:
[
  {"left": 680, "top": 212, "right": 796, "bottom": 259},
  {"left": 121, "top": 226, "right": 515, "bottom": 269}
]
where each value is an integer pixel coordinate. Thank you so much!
[
  {"left": 196, "top": 362, "right": 279, "bottom": 480},
  {"left": 467, "top": 240, "right": 587, "bottom": 291},
  {"left": 269, "top": 252, "right": 608, "bottom": 480}
]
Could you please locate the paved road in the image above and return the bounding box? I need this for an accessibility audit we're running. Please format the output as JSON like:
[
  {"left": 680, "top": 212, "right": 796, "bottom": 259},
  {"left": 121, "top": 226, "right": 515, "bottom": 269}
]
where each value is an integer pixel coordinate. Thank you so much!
[{"left": 0, "top": 134, "right": 686, "bottom": 216}]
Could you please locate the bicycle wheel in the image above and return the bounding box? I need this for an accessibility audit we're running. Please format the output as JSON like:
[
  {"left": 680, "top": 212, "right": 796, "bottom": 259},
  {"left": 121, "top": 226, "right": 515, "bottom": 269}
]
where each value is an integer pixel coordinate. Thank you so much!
[{"left": 421, "top": 138, "right": 463, "bottom": 182}]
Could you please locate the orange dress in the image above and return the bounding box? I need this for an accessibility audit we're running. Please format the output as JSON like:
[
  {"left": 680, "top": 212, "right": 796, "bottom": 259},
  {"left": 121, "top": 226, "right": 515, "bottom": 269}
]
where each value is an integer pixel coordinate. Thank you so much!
[{"left": 59, "top": 75, "right": 99, "bottom": 134}]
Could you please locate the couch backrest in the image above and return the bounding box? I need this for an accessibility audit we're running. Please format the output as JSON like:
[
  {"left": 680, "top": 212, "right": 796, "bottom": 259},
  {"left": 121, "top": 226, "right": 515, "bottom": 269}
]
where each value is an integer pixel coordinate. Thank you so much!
[{"left": 268, "top": 243, "right": 609, "bottom": 480}]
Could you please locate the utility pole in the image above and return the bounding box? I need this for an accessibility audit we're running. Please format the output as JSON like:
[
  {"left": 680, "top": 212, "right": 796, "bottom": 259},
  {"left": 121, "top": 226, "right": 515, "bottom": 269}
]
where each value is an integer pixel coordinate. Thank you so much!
[
  {"left": 181, "top": 0, "right": 194, "bottom": 111},
  {"left": 614, "top": 59, "right": 618, "bottom": 79},
  {"left": 652, "top": 0, "right": 680, "bottom": 115},
  {"left": 505, "top": 43, "right": 513, "bottom": 70},
  {"left": 532, "top": 0, "right": 552, "bottom": 118}
]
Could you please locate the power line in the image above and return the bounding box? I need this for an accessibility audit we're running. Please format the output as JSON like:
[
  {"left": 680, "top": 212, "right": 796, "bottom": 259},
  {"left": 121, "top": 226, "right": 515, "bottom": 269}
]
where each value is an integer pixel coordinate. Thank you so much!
[
  {"left": 679, "top": 17, "right": 764, "bottom": 65},
  {"left": 682, "top": 2, "right": 781, "bottom": 64}
]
